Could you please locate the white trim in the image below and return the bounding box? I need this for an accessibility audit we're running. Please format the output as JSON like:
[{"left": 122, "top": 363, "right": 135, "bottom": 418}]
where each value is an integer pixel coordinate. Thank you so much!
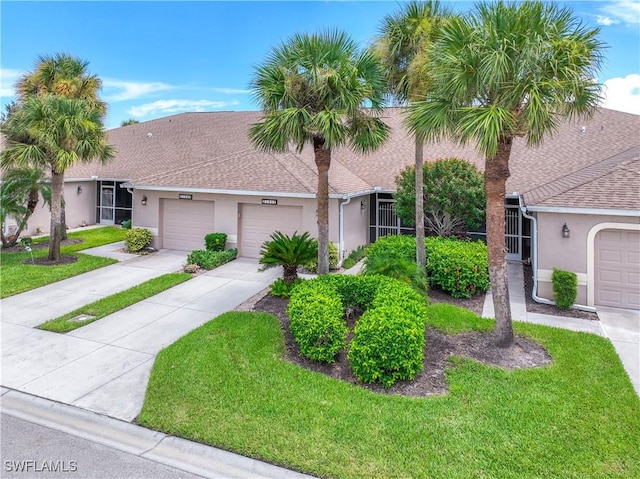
[
  {"left": 586, "top": 222, "right": 640, "bottom": 307},
  {"left": 143, "top": 227, "right": 159, "bottom": 236},
  {"left": 527, "top": 205, "right": 640, "bottom": 217},
  {"left": 538, "top": 269, "right": 587, "bottom": 286}
]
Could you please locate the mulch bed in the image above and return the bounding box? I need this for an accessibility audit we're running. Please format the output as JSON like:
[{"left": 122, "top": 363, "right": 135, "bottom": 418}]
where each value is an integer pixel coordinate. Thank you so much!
[
  {"left": 246, "top": 292, "right": 552, "bottom": 397},
  {"left": 523, "top": 264, "right": 599, "bottom": 320}
]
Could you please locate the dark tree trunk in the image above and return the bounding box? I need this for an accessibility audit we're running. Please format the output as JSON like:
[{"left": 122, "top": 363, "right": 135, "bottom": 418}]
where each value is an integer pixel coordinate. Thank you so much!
[
  {"left": 485, "top": 137, "right": 514, "bottom": 348},
  {"left": 48, "top": 169, "right": 64, "bottom": 261},
  {"left": 314, "top": 136, "right": 331, "bottom": 275},
  {"left": 415, "top": 135, "right": 427, "bottom": 272},
  {"left": 61, "top": 204, "right": 67, "bottom": 240},
  {"left": 283, "top": 266, "right": 298, "bottom": 285}
]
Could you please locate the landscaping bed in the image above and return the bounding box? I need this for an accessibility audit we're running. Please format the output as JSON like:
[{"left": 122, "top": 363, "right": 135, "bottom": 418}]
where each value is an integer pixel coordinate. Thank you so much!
[{"left": 250, "top": 294, "right": 550, "bottom": 396}]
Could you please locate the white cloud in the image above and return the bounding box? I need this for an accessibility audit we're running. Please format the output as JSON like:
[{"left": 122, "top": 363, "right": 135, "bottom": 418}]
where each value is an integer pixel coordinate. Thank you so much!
[
  {"left": 209, "top": 87, "right": 252, "bottom": 95},
  {"left": 598, "top": 0, "right": 640, "bottom": 26},
  {"left": 0, "top": 68, "right": 22, "bottom": 98},
  {"left": 596, "top": 15, "right": 620, "bottom": 26},
  {"left": 127, "top": 99, "right": 240, "bottom": 117},
  {"left": 103, "top": 79, "right": 174, "bottom": 101},
  {"left": 601, "top": 74, "right": 640, "bottom": 114}
]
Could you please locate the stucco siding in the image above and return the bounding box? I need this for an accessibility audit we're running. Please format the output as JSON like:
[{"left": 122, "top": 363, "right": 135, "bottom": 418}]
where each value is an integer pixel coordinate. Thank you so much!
[{"left": 535, "top": 212, "right": 640, "bottom": 305}]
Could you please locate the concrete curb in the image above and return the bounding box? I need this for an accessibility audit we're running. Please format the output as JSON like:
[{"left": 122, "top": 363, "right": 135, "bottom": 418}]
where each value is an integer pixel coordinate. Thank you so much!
[{"left": 1, "top": 389, "right": 316, "bottom": 479}]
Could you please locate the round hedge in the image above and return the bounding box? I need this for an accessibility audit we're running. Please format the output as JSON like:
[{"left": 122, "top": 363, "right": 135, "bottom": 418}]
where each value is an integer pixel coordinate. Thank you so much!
[{"left": 287, "top": 275, "right": 428, "bottom": 386}]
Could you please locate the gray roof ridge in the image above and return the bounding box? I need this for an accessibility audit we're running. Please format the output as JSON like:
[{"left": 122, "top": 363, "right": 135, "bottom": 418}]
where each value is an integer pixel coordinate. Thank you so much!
[
  {"left": 523, "top": 146, "right": 640, "bottom": 206},
  {"left": 130, "top": 148, "right": 258, "bottom": 185}
]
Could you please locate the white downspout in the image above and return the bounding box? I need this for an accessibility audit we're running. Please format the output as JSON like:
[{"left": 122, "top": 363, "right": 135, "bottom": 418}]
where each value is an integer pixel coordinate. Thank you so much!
[
  {"left": 338, "top": 195, "right": 352, "bottom": 264},
  {"left": 519, "top": 196, "right": 596, "bottom": 313}
]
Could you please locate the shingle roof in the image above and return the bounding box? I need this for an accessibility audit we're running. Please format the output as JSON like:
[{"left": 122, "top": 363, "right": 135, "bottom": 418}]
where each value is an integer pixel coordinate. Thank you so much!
[{"left": 63, "top": 107, "right": 640, "bottom": 209}]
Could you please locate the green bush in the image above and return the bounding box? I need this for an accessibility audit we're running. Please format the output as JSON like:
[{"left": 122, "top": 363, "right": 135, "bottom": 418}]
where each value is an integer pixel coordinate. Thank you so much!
[
  {"left": 205, "top": 233, "right": 227, "bottom": 252},
  {"left": 305, "top": 241, "right": 339, "bottom": 273},
  {"left": 287, "top": 280, "right": 347, "bottom": 362},
  {"left": 125, "top": 228, "right": 153, "bottom": 252},
  {"left": 364, "top": 235, "right": 415, "bottom": 270},
  {"left": 349, "top": 303, "right": 426, "bottom": 388},
  {"left": 260, "top": 231, "right": 318, "bottom": 284},
  {"left": 270, "top": 278, "right": 305, "bottom": 298},
  {"left": 363, "top": 253, "right": 429, "bottom": 299},
  {"left": 120, "top": 219, "right": 132, "bottom": 229},
  {"left": 187, "top": 248, "right": 237, "bottom": 270},
  {"left": 425, "top": 237, "right": 489, "bottom": 298},
  {"left": 289, "top": 275, "right": 427, "bottom": 386},
  {"left": 342, "top": 245, "right": 366, "bottom": 269},
  {"left": 552, "top": 268, "right": 578, "bottom": 310}
]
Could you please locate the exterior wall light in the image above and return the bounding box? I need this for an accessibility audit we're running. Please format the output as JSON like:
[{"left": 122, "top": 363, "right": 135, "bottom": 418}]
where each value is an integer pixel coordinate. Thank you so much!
[
  {"left": 561, "top": 223, "right": 570, "bottom": 238},
  {"left": 360, "top": 199, "right": 367, "bottom": 210},
  {"left": 141, "top": 195, "right": 148, "bottom": 206},
  {"left": 77, "top": 185, "right": 83, "bottom": 194}
]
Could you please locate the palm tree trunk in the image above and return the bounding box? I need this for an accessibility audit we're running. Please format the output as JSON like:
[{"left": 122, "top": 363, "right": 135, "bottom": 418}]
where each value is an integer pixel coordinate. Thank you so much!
[
  {"left": 61, "top": 204, "right": 67, "bottom": 240},
  {"left": 314, "top": 136, "right": 331, "bottom": 275},
  {"left": 415, "top": 135, "right": 426, "bottom": 271},
  {"left": 48, "top": 169, "right": 64, "bottom": 261},
  {"left": 485, "top": 138, "right": 514, "bottom": 347}
]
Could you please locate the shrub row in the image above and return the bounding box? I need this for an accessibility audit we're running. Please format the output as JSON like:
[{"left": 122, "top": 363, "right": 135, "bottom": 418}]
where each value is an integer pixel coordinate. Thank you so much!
[
  {"left": 364, "top": 235, "right": 489, "bottom": 298},
  {"left": 205, "top": 233, "right": 227, "bottom": 252},
  {"left": 187, "top": 248, "right": 237, "bottom": 270},
  {"left": 287, "top": 275, "right": 428, "bottom": 387}
]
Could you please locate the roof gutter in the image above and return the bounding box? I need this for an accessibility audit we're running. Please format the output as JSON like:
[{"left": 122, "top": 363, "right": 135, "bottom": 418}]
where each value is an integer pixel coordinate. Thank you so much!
[
  {"left": 338, "top": 196, "right": 353, "bottom": 264},
  {"left": 526, "top": 205, "right": 640, "bottom": 217},
  {"left": 519, "top": 196, "right": 597, "bottom": 313}
]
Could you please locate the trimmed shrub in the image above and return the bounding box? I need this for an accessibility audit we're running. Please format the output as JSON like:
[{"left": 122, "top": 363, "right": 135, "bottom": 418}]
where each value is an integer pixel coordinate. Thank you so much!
[
  {"left": 125, "top": 228, "right": 153, "bottom": 252},
  {"left": 305, "top": 241, "right": 339, "bottom": 273},
  {"left": 425, "top": 237, "right": 490, "bottom": 298},
  {"left": 289, "top": 274, "right": 428, "bottom": 386},
  {"left": 270, "top": 278, "right": 305, "bottom": 298},
  {"left": 552, "top": 268, "right": 578, "bottom": 310},
  {"left": 287, "top": 280, "right": 347, "bottom": 362},
  {"left": 364, "top": 235, "right": 415, "bottom": 270},
  {"left": 205, "top": 233, "right": 227, "bottom": 252},
  {"left": 349, "top": 303, "right": 426, "bottom": 387},
  {"left": 187, "top": 248, "right": 237, "bottom": 270}
]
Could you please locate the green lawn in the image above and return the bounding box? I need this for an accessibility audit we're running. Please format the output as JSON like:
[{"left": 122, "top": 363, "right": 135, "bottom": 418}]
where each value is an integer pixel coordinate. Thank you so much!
[
  {"left": 1, "top": 226, "right": 127, "bottom": 298},
  {"left": 139, "top": 306, "right": 640, "bottom": 479},
  {"left": 38, "top": 273, "right": 192, "bottom": 333}
]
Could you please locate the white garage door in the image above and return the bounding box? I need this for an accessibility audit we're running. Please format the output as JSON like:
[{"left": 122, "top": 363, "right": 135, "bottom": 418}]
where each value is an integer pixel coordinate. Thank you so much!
[
  {"left": 162, "top": 199, "right": 214, "bottom": 251},
  {"left": 239, "top": 204, "right": 303, "bottom": 258},
  {"left": 595, "top": 229, "right": 640, "bottom": 309}
]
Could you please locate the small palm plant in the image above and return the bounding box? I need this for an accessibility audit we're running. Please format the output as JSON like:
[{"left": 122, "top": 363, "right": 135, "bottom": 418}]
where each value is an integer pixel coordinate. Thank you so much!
[{"left": 259, "top": 231, "right": 318, "bottom": 284}]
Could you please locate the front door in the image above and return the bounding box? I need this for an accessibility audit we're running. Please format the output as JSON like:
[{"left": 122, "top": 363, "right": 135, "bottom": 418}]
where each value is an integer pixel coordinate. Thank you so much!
[{"left": 99, "top": 185, "right": 115, "bottom": 224}]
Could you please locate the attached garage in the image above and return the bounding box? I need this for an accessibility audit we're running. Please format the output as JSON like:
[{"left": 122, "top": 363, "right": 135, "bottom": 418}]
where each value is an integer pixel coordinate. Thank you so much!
[
  {"left": 239, "top": 204, "right": 303, "bottom": 258},
  {"left": 594, "top": 229, "right": 640, "bottom": 309},
  {"left": 162, "top": 199, "right": 215, "bottom": 251}
]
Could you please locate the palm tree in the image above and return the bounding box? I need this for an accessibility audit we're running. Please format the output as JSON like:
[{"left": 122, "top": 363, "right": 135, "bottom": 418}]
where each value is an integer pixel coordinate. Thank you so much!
[
  {"left": 249, "top": 30, "right": 390, "bottom": 274},
  {"left": 1, "top": 96, "right": 114, "bottom": 260},
  {"left": 15, "top": 53, "right": 107, "bottom": 239},
  {"left": 372, "top": 1, "right": 452, "bottom": 271},
  {"left": 0, "top": 167, "right": 51, "bottom": 247},
  {"left": 405, "top": 0, "right": 604, "bottom": 347},
  {"left": 259, "top": 231, "right": 318, "bottom": 284}
]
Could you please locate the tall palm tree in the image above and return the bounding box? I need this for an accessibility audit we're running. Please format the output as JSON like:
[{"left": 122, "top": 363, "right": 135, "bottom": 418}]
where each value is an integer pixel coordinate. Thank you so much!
[
  {"left": 406, "top": 0, "right": 604, "bottom": 347},
  {"left": 0, "top": 166, "right": 51, "bottom": 247},
  {"left": 249, "top": 30, "right": 390, "bottom": 274},
  {"left": 372, "top": 1, "right": 452, "bottom": 270},
  {"left": 1, "top": 96, "right": 114, "bottom": 260},
  {"left": 15, "top": 53, "right": 107, "bottom": 239}
]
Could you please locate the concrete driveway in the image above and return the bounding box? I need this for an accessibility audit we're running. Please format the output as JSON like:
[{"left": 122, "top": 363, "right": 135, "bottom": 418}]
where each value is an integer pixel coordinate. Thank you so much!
[{"left": 1, "top": 251, "right": 280, "bottom": 421}]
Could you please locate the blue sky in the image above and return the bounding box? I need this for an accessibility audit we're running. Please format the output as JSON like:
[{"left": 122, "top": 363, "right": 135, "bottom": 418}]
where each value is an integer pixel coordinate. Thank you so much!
[{"left": 1, "top": 1, "right": 639, "bottom": 129}]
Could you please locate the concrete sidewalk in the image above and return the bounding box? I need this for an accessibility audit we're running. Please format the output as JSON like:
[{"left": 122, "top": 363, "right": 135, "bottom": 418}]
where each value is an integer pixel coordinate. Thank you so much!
[
  {"left": 482, "top": 262, "right": 639, "bottom": 396},
  {"left": 1, "top": 250, "right": 279, "bottom": 421}
]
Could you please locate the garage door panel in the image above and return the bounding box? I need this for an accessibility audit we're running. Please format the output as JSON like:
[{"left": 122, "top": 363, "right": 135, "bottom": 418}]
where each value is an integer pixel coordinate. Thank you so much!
[
  {"left": 595, "top": 228, "right": 640, "bottom": 309},
  {"left": 163, "top": 199, "right": 214, "bottom": 251},
  {"left": 239, "top": 204, "right": 303, "bottom": 259}
]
